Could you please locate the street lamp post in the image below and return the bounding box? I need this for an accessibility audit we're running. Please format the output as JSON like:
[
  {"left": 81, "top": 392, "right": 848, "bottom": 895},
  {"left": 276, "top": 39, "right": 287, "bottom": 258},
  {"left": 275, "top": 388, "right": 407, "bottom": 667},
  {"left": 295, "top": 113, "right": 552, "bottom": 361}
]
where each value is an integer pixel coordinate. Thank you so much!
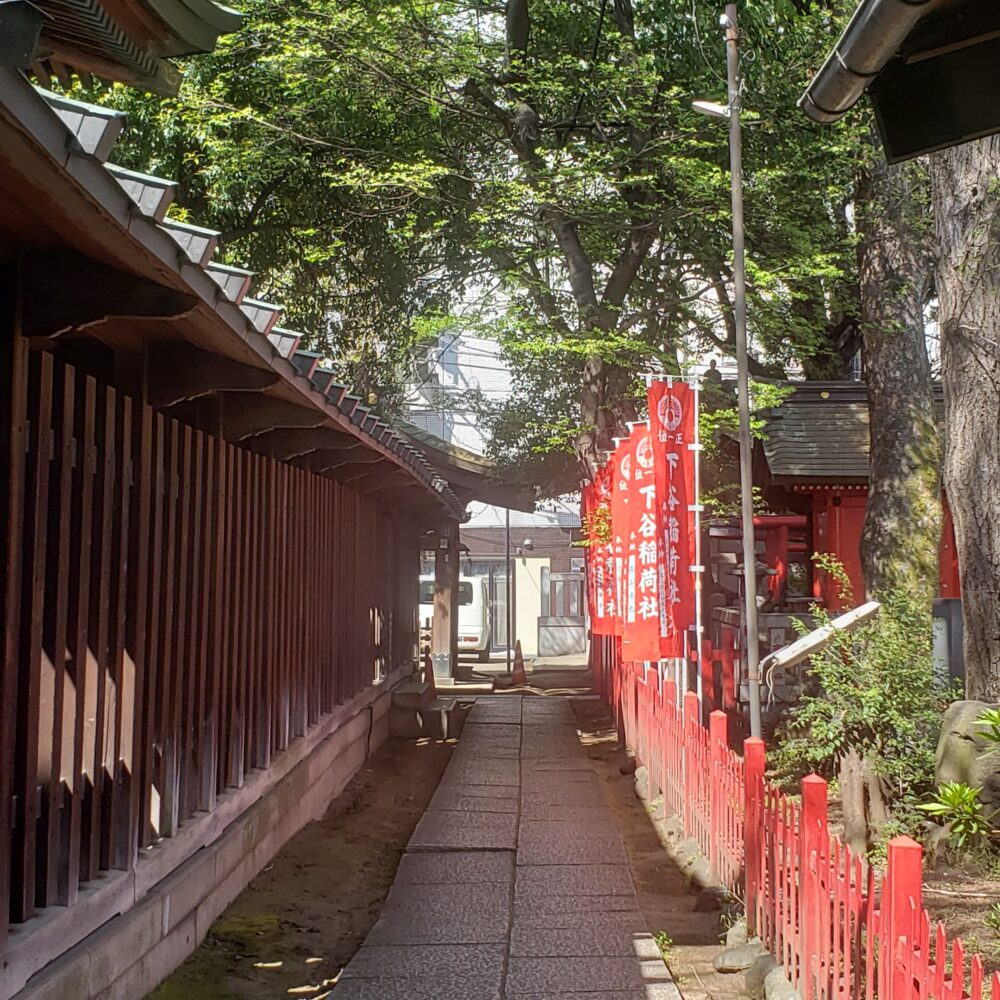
[
  {"left": 724, "top": 4, "right": 763, "bottom": 740},
  {"left": 695, "top": 6, "right": 763, "bottom": 738}
]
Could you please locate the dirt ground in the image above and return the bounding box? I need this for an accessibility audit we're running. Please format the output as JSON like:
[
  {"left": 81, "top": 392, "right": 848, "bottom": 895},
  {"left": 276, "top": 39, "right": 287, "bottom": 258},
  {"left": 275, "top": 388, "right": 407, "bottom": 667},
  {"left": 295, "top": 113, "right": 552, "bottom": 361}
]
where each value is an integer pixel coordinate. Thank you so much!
[
  {"left": 923, "top": 866, "right": 1000, "bottom": 975},
  {"left": 571, "top": 696, "right": 749, "bottom": 1000},
  {"left": 147, "top": 736, "right": 453, "bottom": 1000}
]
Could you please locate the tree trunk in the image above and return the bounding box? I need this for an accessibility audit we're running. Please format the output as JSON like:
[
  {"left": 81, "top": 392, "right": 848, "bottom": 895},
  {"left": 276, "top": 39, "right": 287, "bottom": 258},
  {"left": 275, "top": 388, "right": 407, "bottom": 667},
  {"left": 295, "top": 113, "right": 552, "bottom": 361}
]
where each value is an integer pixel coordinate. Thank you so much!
[
  {"left": 839, "top": 747, "right": 867, "bottom": 856},
  {"left": 856, "top": 149, "right": 941, "bottom": 603},
  {"left": 930, "top": 137, "right": 1000, "bottom": 701},
  {"left": 578, "top": 352, "right": 636, "bottom": 478}
]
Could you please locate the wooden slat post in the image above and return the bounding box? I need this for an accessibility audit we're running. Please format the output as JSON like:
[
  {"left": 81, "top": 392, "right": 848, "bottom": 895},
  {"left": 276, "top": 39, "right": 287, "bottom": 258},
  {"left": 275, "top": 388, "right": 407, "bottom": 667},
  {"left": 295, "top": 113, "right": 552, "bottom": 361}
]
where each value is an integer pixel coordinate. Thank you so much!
[
  {"left": 743, "top": 736, "right": 766, "bottom": 937},
  {"left": 884, "top": 836, "right": 923, "bottom": 1000},
  {"left": 431, "top": 521, "right": 459, "bottom": 679},
  {"left": 708, "top": 710, "right": 727, "bottom": 883},
  {"left": 800, "top": 774, "right": 829, "bottom": 1000},
  {"left": 682, "top": 690, "right": 699, "bottom": 838},
  {"left": 0, "top": 279, "right": 29, "bottom": 948}
]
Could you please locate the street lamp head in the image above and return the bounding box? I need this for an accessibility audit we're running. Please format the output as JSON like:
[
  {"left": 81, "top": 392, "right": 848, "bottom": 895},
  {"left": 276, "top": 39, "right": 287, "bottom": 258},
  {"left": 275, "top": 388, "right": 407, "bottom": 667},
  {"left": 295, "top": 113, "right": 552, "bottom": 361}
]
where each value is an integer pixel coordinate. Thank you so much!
[
  {"left": 692, "top": 99, "right": 730, "bottom": 120},
  {"left": 692, "top": 98, "right": 762, "bottom": 127}
]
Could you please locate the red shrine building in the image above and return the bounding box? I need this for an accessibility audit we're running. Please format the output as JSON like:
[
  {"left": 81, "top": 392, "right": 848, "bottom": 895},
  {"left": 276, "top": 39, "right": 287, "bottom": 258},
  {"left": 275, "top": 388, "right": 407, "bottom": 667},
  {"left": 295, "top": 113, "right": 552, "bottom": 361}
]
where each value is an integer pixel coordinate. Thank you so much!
[{"left": 755, "top": 381, "right": 960, "bottom": 610}]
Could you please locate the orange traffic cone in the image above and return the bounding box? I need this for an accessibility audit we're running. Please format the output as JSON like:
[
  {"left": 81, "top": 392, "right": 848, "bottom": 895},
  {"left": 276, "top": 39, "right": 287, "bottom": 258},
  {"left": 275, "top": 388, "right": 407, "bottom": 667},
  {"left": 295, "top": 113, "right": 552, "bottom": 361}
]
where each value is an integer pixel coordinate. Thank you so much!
[
  {"left": 511, "top": 640, "right": 527, "bottom": 686},
  {"left": 423, "top": 649, "right": 437, "bottom": 696}
]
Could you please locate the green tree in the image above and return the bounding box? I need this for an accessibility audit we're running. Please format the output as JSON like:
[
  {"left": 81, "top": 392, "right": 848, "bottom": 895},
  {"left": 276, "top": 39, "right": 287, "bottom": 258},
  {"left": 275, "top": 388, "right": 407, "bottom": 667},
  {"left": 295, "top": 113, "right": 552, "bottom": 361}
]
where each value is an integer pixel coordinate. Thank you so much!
[{"left": 75, "top": 0, "right": 864, "bottom": 484}]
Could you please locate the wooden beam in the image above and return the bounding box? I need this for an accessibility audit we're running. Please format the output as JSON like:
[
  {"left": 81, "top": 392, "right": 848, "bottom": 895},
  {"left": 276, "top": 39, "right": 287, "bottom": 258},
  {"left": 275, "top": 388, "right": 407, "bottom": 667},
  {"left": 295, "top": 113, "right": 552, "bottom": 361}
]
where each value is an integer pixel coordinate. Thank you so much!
[
  {"left": 221, "top": 396, "right": 328, "bottom": 441},
  {"left": 249, "top": 426, "right": 358, "bottom": 461},
  {"left": 431, "top": 522, "right": 460, "bottom": 679},
  {"left": 21, "top": 253, "right": 197, "bottom": 339},
  {"left": 146, "top": 342, "right": 278, "bottom": 407}
]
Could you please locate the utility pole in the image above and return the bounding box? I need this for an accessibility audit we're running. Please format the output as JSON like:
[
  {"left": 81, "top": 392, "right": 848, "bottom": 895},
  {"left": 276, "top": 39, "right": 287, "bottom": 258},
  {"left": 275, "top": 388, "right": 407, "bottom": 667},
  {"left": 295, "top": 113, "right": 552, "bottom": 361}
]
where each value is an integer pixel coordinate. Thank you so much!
[
  {"left": 724, "top": 4, "right": 763, "bottom": 739},
  {"left": 505, "top": 506, "right": 512, "bottom": 674}
]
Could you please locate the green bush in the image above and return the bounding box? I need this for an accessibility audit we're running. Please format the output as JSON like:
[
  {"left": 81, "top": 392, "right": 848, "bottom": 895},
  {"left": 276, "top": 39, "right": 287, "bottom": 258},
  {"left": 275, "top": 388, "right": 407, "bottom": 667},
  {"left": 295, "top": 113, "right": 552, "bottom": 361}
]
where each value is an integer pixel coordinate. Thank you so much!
[
  {"left": 918, "top": 781, "right": 995, "bottom": 852},
  {"left": 773, "top": 557, "right": 956, "bottom": 846}
]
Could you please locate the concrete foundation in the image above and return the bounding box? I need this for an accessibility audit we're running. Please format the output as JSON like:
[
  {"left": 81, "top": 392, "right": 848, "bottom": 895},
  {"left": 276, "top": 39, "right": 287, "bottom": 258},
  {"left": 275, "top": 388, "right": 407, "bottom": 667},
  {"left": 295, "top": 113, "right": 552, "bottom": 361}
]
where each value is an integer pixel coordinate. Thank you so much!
[{"left": 5, "top": 665, "right": 411, "bottom": 1000}]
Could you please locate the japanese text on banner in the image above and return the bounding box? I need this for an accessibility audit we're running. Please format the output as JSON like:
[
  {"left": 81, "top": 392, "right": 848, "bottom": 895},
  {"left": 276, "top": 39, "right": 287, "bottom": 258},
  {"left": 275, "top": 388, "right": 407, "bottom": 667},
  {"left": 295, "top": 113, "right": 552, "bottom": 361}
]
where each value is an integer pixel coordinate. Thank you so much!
[{"left": 648, "top": 381, "right": 697, "bottom": 658}]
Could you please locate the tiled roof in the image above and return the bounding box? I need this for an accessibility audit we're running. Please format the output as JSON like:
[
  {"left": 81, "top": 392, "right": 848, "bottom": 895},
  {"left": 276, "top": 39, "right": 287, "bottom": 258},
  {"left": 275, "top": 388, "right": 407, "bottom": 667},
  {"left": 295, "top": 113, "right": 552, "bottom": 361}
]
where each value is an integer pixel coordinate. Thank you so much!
[
  {"left": 760, "top": 382, "right": 943, "bottom": 483},
  {"left": 8, "top": 79, "right": 463, "bottom": 516}
]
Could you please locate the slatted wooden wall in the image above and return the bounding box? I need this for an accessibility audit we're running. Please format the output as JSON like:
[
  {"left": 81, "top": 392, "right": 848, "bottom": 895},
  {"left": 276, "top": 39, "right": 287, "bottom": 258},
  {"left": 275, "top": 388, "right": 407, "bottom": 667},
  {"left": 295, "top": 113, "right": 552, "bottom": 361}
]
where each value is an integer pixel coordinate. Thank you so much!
[{"left": 0, "top": 340, "right": 418, "bottom": 953}]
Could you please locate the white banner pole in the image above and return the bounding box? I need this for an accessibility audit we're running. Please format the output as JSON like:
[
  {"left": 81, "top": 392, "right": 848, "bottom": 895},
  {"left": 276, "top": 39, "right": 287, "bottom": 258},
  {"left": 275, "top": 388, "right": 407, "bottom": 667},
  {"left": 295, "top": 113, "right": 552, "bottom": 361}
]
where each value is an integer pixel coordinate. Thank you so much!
[{"left": 688, "top": 375, "right": 705, "bottom": 714}]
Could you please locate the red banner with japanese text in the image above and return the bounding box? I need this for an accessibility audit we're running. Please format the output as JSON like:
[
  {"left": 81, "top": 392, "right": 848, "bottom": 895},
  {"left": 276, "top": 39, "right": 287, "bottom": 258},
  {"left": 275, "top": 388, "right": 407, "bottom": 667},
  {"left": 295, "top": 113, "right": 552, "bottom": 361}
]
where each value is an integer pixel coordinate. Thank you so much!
[
  {"left": 587, "top": 462, "right": 617, "bottom": 635},
  {"left": 621, "top": 425, "right": 662, "bottom": 662},
  {"left": 608, "top": 437, "right": 630, "bottom": 637},
  {"left": 648, "top": 381, "right": 697, "bottom": 657}
]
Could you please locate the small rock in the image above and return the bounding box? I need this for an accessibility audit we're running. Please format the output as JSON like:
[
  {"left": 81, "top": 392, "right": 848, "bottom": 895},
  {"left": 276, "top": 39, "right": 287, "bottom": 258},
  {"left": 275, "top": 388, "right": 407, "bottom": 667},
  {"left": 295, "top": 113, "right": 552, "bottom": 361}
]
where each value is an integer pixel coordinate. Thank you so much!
[
  {"left": 693, "top": 884, "right": 730, "bottom": 910},
  {"left": 713, "top": 940, "right": 767, "bottom": 974},
  {"left": 634, "top": 764, "right": 651, "bottom": 801},
  {"left": 659, "top": 815, "right": 684, "bottom": 839},
  {"left": 726, "top": 919, "right": 749, "bottom": 948},
  {"left": 687, "top": 858, "right": 715, "bottom": 892},
  {"left": 746, "top": 953, "right": 778, "bottom": 999},
  {"left": 763, "top": 965, "right": 801, "bottom": 1000}
]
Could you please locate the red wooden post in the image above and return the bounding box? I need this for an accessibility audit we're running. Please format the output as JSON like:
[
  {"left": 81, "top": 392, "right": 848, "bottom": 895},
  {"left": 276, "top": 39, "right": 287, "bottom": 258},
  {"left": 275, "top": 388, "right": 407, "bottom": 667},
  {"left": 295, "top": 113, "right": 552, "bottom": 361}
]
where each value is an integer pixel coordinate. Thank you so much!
[
  {"left": 702, "top": 638, "right": 715, "bottom": 714},
  {"left": 884, "top": 836, "right": 923, "bottom": 1000},
  {"left": 800, "top": 774, "right": 829, "bottom": 1000},
  {"left": 683, "top": 690, "right": 699, "bottom": 837},
  {"left": 709, "top": 710, "right": 728, "bottom": 881},
  {"left": 744, "top": 736, "right": 765, "bottom": 936}
]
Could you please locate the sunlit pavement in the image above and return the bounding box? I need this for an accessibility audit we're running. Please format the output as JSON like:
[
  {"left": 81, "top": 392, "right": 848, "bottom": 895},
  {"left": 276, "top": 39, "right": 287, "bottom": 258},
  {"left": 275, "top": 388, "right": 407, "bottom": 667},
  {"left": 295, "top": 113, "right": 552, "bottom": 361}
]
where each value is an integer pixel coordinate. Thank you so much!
[{"left": 334, "top": 694, "right": 684, "bottom": 999}]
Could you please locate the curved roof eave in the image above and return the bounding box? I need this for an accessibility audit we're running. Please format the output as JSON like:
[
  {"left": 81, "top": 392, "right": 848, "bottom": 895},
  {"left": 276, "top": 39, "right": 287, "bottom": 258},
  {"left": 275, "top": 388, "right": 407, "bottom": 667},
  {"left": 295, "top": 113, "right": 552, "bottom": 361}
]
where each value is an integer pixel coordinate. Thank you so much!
[{"left": 0, "top": 71, "right": 463, "bottom": 518}]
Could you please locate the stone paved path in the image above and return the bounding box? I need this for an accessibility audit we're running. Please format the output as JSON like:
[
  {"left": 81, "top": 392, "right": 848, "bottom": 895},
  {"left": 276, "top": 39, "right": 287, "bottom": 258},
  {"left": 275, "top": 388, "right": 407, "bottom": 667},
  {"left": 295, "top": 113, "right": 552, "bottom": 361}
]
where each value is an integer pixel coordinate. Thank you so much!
[{"left": 334, "top": 694, "right": 685, "bottom": 999}]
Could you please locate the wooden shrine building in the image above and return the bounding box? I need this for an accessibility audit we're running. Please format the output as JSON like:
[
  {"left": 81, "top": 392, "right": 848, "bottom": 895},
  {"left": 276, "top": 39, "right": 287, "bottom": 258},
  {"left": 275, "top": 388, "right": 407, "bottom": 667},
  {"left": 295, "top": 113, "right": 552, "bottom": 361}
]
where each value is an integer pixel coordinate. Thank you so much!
[
  {"left": 0, "top": 7, "right": 484, "bottom": 997},
  {"left": 755, "top": 382, "right": 960, "bottom": 609}
]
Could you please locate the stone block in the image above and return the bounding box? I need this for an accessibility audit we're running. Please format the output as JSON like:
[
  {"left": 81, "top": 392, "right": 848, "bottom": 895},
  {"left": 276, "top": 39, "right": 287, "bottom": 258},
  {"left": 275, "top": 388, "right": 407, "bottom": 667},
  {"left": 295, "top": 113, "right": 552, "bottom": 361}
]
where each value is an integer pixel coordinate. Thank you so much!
[
  {"left": 393, "top": 850, "right": 514, "bottom": 886},
  {"left": 517, "top": 820, "right": 628, "bottom": 866},
  {"left": 87, "top": 896, "right": 164, "bottom": 995},
  {"left": 366, "top": 882, "right": 511, "bottom": 945},
  {"left": 505, "top": 956, "right": 673, "bottom": 994},
  {"left": 408, "top": 809, "right": 518, "bottom": 851}
]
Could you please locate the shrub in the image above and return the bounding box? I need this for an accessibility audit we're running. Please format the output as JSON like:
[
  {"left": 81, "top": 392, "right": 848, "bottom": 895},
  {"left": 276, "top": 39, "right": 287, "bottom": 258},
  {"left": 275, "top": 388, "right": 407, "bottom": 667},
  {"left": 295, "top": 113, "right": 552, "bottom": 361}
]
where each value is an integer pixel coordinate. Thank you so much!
[
  {"left": 773, "top": 557, "right": 955, "bottom": 851},
  {"left": 918, "top": 782, "right": 995, "bottom": 852}
]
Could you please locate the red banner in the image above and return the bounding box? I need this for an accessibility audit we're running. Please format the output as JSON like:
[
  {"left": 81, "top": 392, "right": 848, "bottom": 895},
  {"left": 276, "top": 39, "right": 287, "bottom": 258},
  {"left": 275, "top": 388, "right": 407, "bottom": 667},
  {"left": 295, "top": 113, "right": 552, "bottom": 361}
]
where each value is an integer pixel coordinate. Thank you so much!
[
  {"left": 609, "top": 438, "right": 630, "bottom": 637},
  {"left": 589, "top": 463, "right": 616, "bottom": 635},
  {"left": 621, "top": 425, "right": 662, "bottom": 661},
  {"left": 648, "top": 381, "right": 697, "bottom": 657}
]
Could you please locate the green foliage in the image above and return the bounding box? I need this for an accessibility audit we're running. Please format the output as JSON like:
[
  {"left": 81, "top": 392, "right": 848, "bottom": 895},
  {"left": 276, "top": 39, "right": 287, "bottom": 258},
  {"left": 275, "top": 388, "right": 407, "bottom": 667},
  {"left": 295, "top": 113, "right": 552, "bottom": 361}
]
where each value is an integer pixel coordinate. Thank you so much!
[
  {"left": 65, "top": 0, "right": 866, "bottom": 474},
  {"left": 773, "top": 562, "right": 953, "bottom": 807},
  {"left": 700, "top": 381, "right": 794, "bottom": 461},
  {"left": 576, "top": 503, "right": 612, "bottom": 548},
  {"left": 918, "top": 782, "right": 995, "bottom": 852},
  {"left": 986, "top": 903, "right": 1000, "bottom": 935},
  {"left": 977, "top": 708, "right": 1000, "bottom": 759}
]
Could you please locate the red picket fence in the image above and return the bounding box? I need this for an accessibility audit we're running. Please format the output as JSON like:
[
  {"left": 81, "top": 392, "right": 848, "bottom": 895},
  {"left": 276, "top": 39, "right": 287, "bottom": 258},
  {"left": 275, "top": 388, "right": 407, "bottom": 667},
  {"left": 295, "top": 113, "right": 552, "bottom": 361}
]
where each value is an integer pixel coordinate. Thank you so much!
[{"left": 594, "top": 640, "right": 1000, "bottom": 1000}]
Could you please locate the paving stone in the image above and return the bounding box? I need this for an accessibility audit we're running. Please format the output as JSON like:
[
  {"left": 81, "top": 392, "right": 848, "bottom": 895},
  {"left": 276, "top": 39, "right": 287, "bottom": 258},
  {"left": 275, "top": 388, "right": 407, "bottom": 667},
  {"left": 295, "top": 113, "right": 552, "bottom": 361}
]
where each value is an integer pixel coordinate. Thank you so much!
[
  {"left": 410, "top": 809, "right": 518, "bottom": 850},
  {"left": 512, "top": 908, "right": 650, "bottom": 932},
  {"left": 368, "top": 882, "right": 511, "bottom": 945},
  {"left": 521, "top": 758, "right": 593, "bottom": 772},
  {"left": 462, "top": 723, "right": 522, "bottom": 744},
  {"left": 343, "top": 942, "right": 506, "bottom": 982},
  {"left": 520, "top": 802, "right": 611, "bottom": 822},
  {"left": 436, "top": 780, "right": 519, "bottom": 799},
  {"left": 394, "top": 850, "right": 514, "bottom": 885},
  {"left": 521, "top": 698, "right": 576, "bottom": 721},
  {"left": 515, "top": 864, "right": 635, "bottom": 899},
  {"left": 452, "top": 744, "right": 522, "bottom": 760},
  {"left": 332, "top": 979, "right": 501, "bottom": 1000},
  {"left": 468, "top": 700, "right": 522, "bottom": 724},
  {"left": 518, "top": 820, "right": 628, "bottom": 865},
  {"left": 443, "top": 758, "right": 520, "bottom": 785},
  {"left": 510, "top": 926, "right": 662, "bottom": 959},
  {"left": 514, "top": 893, "right": 642, "bottom": 917},
  {"left": 430, "top": 788, "right": 520, "bottom": 814},
  {"left": 509, "top": 989, "right": 683, "bottom": 1000},
  {"left": 506, "top": 956, "right": 674, "bottom": 994}
]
